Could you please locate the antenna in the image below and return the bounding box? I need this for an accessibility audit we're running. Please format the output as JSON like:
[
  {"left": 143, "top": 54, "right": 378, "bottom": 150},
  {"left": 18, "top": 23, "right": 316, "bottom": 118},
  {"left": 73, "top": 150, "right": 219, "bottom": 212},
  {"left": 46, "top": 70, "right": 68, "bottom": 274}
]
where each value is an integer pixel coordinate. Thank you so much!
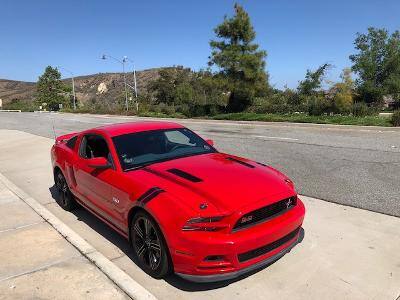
[{"left": 52, "top": 118, "right": 57, "bottom": 141}]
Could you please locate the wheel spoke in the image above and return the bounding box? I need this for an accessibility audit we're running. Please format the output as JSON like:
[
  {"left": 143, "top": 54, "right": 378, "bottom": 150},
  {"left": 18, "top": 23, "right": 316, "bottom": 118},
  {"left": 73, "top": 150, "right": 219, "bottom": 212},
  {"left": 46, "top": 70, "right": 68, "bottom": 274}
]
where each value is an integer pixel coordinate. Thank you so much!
[
  {"left": 61, "top": 182, "right": 68, "bottom": 192},
  {"left": 57, "top": 175, "right": 64, "bottom": 190},
  {"left": 134, "top": 216, "right": 162, "bottom": 271},
  {"left": 134, "top": 223, "right": 144, "bottom": 239},
  {"left": 144, "top": 218, "right": 151, "bottom": 237},
  {"left": 148, "top": 251, "right": 157, "bottom": 270},
  {"left": 56, "top": 179, "right": 61, "bottom": 190},
  {"left": 150, "top": 241, "right": 161, "bottom": 252},
  {"left": 137, "top": 244, "right": 146, "bottom": 258}
]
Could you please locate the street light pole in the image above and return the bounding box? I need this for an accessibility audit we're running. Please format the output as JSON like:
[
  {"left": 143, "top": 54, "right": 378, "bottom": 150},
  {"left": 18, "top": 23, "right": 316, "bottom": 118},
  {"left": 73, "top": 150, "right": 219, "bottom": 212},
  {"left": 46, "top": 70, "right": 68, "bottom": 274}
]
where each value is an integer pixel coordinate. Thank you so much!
[
  {"left": 122, "top": 56, "right": 129, "bottom": 111},
  {"left": 57, "top": 66, "right": 76, "bottom": 110},
  {"left": 133, "top": 67, "right": 137, "bottom": 98},
  {"left": 71, "top": 76, "right": 76, "bottom": 110},
  {"left": 102, "top": 54, "right": 129, "bottom": 112},
  {"left": 124, "top": 57, "right": 138, "bottom": 98}
]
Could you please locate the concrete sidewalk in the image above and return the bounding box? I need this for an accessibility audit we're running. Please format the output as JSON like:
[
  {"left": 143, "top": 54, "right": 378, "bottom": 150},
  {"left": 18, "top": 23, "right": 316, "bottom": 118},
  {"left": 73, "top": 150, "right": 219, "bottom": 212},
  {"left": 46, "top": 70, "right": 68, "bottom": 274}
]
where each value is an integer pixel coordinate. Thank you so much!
[
  {"left": 0, "top": 179, "right": 129, "bottom": 299},
  {"left": 0, "top": 129, "right": 399, "bottom": 300}
]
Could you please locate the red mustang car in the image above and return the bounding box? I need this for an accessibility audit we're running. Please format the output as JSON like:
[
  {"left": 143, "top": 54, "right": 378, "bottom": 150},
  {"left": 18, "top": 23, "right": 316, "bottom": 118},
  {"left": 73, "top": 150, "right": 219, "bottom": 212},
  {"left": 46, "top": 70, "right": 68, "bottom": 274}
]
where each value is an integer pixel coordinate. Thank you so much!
[{"left": 51, "top": 121, "right": 305, "bottom": 282}]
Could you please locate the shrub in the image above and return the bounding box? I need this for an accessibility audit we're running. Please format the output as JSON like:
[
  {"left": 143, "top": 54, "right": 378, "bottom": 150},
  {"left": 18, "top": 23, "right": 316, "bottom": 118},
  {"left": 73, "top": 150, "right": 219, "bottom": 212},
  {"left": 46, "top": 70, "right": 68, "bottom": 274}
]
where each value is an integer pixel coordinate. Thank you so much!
[
  {"left": 175, "top": 104, "right": 191, "bottom": 116},
  {"left": 3, "top": 99, "right": 36, "bottom": 111},
  {"left": 160, "top": 104, "right": 176, "bottom": 115},
  {"left": 333, "top": 91, "right": 353, "bottom": 114},
  {"left": 352, "top": 102, "right": 369, "bottom": 117},
  {"left": 392, "top": 111, "right": 400, "bottom": 126},
  {"left": 248, "top": 94, "right": 290, "bottom": 114},
  {"left": 307, "top": 95, "right": 331, "bottom": 116}
]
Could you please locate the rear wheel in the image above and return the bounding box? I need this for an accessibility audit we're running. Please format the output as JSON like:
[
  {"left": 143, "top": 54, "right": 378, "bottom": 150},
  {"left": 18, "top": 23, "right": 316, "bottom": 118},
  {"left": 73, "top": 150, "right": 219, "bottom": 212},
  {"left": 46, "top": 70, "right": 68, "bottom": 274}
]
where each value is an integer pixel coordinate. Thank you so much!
[
  {"left": 131, "top": 211, "right": 171, "bottom": 278},
  {"left": 55, "top": 170, "right": 76, "bottom": 211}
]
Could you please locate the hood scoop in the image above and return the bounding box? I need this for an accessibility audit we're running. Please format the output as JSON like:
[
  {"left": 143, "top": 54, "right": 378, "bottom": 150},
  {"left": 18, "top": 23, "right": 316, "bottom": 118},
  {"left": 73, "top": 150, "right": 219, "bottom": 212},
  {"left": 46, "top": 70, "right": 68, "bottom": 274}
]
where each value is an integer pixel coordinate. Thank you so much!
[
  {"left": 226, "top": 157, "right": 255, "bottom": 168},
  {"left": 167, "top": 168, "right": 203, "bottom": 183}
]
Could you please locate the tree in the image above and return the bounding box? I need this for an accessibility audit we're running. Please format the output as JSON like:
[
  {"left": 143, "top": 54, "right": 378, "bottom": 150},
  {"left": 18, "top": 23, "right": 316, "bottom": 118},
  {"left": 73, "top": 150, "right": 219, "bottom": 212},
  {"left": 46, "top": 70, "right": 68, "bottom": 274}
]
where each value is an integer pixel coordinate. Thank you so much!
[
  {"left": 148, "top": 67, "right": 228, "bottom": 116},
  {"left": 209, "top": 3, "right": 269, "bottom": 112},
  {"left": 332, "top": 68, "right": 354, "bottom": 114},
  {"left": 296, "top": 63, "right": 332, "bottom": 115},
  {"left": 36, "top": 66, "right": 68, "bottom": 110},
  {"left": 350, "top": 27, "right": 400, "bottom": 105},
  {"left": 148, "top": 66, "right": 194, "bottom": 105},
  {"left": 297, "top": 63, "right": 331, "bottom": 96}
]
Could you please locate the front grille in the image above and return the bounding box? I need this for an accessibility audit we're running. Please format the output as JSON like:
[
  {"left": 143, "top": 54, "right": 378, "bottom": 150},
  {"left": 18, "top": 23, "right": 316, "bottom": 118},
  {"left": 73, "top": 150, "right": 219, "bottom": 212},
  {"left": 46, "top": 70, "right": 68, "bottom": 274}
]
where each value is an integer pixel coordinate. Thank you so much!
[
  {"left": 238, "top": 227, "right": 300, "bottom": 262},
  {"left": 233, "top": 196, "right": 297, "bottom": 231}
]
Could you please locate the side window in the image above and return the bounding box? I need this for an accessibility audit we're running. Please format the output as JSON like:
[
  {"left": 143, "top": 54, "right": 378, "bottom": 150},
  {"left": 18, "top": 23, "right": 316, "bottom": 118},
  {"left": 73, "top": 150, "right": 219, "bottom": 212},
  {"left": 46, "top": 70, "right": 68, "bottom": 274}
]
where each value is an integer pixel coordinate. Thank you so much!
[
  {"left": 66, "top": 136, "right": 77, "bottom": 150},
  {"left": 79, "top": 135, "right": 112, "bottom": 163},
  {"left": 164, "top": 130, "right": 194, "bottom": 146}
]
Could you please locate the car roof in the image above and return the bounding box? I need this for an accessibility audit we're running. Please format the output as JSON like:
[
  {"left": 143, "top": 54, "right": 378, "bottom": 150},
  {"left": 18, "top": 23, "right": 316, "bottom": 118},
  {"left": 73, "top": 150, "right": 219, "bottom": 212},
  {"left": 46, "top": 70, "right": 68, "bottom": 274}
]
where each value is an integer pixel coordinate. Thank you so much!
[{"left": 92, "top": 121, "right": 185, "bottom": 137}]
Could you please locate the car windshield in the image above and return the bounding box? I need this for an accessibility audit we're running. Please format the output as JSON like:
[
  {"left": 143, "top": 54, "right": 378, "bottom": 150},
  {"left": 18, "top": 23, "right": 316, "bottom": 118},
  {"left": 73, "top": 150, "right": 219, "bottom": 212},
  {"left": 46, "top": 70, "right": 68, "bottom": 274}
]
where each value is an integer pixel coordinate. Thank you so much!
[{"left": 112, "top": 128, "right": 216, "bottom": 171}]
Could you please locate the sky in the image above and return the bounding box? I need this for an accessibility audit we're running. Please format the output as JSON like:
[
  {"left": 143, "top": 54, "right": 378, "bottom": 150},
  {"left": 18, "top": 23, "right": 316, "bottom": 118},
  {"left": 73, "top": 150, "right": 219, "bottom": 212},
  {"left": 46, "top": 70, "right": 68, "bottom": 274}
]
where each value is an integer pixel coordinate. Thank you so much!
[{"left": 1, "top": 0, "right": 399, "bottom": 89}]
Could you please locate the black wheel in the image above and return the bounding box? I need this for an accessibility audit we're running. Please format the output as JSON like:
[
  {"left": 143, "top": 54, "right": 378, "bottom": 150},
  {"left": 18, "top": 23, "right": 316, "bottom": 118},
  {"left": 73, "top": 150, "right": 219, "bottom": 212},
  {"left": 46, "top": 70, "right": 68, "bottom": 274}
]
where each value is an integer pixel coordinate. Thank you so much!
[
  {"left": 131, "top": 211, "right": 171, "bottom": 278},
  {"left": 55, "top": 170, "right": 76, "bottom": 211}
]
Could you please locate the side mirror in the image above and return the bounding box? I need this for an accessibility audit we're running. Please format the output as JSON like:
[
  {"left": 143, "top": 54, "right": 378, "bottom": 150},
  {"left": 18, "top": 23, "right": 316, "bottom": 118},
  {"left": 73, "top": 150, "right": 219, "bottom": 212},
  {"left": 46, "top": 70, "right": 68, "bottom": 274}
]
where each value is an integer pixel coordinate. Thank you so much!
[
  {"left": 206, "top": 139, "right": 214, "bottom": 147},
  {"left": 87, "top": 157, "right": 111, "bottom": 170}
]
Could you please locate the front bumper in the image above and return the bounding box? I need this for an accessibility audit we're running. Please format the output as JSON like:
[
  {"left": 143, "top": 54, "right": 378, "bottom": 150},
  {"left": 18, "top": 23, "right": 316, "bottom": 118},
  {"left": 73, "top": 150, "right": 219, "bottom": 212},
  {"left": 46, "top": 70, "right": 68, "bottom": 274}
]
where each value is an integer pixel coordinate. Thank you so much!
[
  {"left": 176, "top": 227, "right": 304, "bottom": 282},
  {"left": 171, "top": 198, "right": 305, "bottom": 281}
]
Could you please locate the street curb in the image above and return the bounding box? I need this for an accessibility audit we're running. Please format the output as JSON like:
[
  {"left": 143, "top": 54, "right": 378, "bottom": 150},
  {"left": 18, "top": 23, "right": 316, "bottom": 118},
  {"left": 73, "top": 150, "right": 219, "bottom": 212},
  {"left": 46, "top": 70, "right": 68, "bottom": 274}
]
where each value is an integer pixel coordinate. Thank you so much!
[{"left": 0, "top": 171, "right": 157, "bottom": 300}]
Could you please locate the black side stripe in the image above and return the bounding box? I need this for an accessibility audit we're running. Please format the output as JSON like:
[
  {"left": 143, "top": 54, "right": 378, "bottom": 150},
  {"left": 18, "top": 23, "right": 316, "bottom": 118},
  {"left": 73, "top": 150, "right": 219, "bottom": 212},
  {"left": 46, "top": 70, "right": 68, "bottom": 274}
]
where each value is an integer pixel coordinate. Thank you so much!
[
  {"left": 226, "top": 157, "right": 255, "bottom": 168},
  {"left": 136, "top": 187, "right": 165, "bottom": 205},
  {"left": 167, "top": 168, "right": 203, "bottom": 183}
]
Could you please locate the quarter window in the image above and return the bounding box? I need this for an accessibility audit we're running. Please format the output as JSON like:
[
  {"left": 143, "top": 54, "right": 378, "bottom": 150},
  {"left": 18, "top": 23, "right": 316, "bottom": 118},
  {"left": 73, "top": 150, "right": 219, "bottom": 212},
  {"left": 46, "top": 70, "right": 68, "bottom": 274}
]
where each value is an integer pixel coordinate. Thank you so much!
[{"left": 66, "top": 136, "right": 77, "bottom": 149}]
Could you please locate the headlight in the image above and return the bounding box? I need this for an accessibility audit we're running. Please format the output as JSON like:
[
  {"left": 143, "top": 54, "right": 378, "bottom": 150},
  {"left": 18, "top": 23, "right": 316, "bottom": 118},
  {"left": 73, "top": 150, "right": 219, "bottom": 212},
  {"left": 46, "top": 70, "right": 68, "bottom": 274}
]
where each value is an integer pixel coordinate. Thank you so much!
[
  {"left": 182, "top": 216, "right": 227, "bottom": 231},
  {"left": 285, "top": 178, "right": 295, "bottom": 189}
]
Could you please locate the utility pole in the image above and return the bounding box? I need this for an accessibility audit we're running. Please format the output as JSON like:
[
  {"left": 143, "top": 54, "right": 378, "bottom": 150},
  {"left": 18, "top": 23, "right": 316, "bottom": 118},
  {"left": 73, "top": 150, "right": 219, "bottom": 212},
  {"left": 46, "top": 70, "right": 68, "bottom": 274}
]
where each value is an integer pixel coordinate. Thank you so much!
[
  {"left": 123, "top": 57, "right": 138, "bottom": 98},
  {"left": 57, "top": 66, "right": 76, "bottom": 110}
]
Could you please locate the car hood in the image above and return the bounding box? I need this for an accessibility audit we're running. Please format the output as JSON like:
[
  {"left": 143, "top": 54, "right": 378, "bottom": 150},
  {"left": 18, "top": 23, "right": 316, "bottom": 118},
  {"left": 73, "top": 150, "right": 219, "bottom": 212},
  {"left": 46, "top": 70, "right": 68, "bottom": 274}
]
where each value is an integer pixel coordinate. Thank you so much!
[{"left": 136, "top": 152, "right": 294, "bottom": 214}]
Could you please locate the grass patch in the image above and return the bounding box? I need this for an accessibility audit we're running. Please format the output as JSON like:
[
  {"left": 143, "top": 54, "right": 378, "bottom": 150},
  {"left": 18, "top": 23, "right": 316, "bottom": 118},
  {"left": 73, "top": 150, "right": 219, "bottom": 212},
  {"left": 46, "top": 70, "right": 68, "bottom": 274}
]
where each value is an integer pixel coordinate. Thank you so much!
[
  {"left": 211, "top": 113, "right": 392, "bottom": 127},
  {"left": 2, "top": 100, "right": 36, "bottom": 112},
  {"left": 137, "top": 111, "right": 186, "bottom": 119},
  {"left": 61, "top": 108, "right": 186, "bottom": 119},
  {"left": 60, "top": 109, "right": 393, "bottom": 127}
]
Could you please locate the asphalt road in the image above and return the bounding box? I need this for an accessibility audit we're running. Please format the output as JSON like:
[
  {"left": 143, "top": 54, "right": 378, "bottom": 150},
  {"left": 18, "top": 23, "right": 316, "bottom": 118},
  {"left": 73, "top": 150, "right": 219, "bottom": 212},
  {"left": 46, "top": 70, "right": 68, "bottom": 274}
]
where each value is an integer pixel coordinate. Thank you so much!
[{"left": 0, "top": 112, "right": 399, "bottom": 217}]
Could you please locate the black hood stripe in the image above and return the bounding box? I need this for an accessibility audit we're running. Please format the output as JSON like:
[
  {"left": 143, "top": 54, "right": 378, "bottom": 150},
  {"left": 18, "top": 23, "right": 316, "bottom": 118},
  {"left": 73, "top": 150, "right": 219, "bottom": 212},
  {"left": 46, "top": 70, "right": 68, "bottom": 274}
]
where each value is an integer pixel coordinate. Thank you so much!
[
  {"left": 136, "top": 187, "right": 164, "bottom": 205},
  {"left": 226, "top": 157, "right": 255, "bottom": 168},
  {"left": 167, "top": 168, "right": 203, "bottom": 183}
]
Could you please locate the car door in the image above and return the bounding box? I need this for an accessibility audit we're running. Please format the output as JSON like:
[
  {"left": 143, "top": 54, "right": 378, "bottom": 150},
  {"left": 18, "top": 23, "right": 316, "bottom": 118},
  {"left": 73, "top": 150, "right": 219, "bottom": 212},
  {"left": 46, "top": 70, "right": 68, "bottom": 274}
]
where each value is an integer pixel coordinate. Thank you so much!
[{"left": 74, "top": 133, "right": 117, "bottom": 223}]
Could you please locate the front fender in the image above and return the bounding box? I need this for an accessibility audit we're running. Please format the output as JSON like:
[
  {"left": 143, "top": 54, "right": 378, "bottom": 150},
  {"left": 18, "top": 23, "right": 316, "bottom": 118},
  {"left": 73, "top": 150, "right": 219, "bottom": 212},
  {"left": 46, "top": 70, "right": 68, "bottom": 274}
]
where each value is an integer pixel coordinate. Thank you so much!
[{"left": 127, "top": 190, "right": 196, "bottom": 251}]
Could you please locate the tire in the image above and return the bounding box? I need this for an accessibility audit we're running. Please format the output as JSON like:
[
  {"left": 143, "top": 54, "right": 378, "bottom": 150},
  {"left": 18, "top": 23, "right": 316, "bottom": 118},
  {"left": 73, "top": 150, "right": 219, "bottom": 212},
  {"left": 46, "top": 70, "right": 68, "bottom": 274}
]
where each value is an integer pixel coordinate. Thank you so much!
[
  {"left": 54, "top": 170, "right": 76, "bottom": 211},
  {"left": 130, "top": 211, "right": 171, "bottom": 279}
]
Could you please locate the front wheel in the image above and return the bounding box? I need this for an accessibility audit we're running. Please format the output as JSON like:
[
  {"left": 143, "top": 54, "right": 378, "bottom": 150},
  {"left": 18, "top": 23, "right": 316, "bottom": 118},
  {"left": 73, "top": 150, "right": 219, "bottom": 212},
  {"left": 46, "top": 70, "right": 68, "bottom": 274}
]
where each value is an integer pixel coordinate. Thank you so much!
[
  {"left": 55, "top": 170, "right": 76, "bottom": 211},
  {"left": 131, "top": 211, "right": 171, "bottom": 278}
]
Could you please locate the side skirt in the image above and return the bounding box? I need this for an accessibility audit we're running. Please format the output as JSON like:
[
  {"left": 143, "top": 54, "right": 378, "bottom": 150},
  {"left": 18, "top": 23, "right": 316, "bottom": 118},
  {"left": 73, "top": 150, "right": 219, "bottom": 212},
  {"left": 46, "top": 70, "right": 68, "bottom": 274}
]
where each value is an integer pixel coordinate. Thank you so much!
[{"left": 73, "top": 195, "right": 129, "bottom": 240}]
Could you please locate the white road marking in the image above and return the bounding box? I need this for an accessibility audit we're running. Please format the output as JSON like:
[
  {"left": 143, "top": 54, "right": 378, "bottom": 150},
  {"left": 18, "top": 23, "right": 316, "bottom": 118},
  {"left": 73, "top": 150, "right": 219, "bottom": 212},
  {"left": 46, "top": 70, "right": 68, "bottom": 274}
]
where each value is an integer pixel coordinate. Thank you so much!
[
  {"left": 56, "top": 117, "right": 114, "bottom": 125},
  {"left": 251, "top": 135, "right": 299, "bottom": 141},
  {"left": 196, "top": 131, "right": 299, "bottom": 142}
]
